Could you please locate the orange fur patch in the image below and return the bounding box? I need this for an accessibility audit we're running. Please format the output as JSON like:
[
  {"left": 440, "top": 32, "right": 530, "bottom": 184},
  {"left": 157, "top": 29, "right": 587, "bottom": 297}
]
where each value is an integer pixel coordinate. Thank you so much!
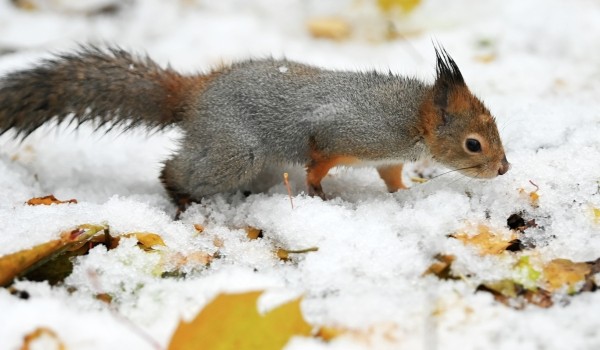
[
  {"left": 159, "top": 67, "right": 228, "bottom": 124},
  {"left": 306, "top": 141, "right": 359, "bottom": 190},
  {"left": 377, "top": 164, "right": 406, "bottom": 192}
]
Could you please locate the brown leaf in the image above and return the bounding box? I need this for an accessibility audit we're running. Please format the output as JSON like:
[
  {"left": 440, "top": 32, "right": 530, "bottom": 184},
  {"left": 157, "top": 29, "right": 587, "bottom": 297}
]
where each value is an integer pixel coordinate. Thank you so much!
[
  {"left": 213, "top": 237, "right": 224, "bottom": 248},
  {"left": 26, "top": 194, "right": 77, "bottom": 206},
  {"left": 477, "top": 280, "right": 553, "bottom": 309},
  {"left": 507, "top": 213, "right": 537, "bottom": 232},
  {"left": 193, "top": 224, "right": 204, "bottom": 234},
  {"left": 246, "top": 227, "right": 263, "bottom": 240},
  {"left": 422, "top": 254, "right": 458, "bottom": 280},
  {"left": 543, "top": 259, "right": 591, "bottom": 293}
]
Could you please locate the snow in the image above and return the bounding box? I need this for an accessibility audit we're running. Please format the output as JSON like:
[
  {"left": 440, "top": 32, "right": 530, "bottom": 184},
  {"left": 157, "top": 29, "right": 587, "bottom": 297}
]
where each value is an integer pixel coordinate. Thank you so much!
[{"left": 1, "top": 0, "right": 600, "bottom": 349}]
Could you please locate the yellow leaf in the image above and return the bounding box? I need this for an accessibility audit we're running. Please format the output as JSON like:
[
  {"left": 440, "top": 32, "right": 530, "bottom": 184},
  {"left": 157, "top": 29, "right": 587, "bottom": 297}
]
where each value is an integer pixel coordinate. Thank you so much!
[
  {"left": 410, "top": 176, "right": 428, "bottom": 184},
  {"left": 121, "top": 232, "right": 166, "bottom": 251},
  {"left": 307, "top": 17, "right": 351, "bottom": 41},
  {"left": 593, "top": 207, "right": 600, "bottom": 223},
  {"left": 518, "top": 181, "right": 540, "bottom": 208},
  {"left": 246, "top": 227, "right": 263, "bottom": 240},
  {"left": 0, "top": 224, "right": 106, "bottom": 286},
  {"left": 168, "top": 291, "right": 312, "bottom": 350},
  {"left": 377, "top": 0, "right": 421, "bottom": 13},
  {"left": 316, "top": 326, "right": 347, "bottom": 341},
  {"left": 543, "top": 259, "right": 591, "bottom": 292},
  {"left": 452, "top": 225, "right": 517, "bottom": 255}
]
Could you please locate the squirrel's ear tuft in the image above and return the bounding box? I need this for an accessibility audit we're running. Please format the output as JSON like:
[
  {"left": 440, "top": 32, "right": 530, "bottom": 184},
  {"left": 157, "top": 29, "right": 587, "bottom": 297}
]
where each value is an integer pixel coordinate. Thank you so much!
[
  {"left": 434, "top": 45, "right": 464, "bottom": 86},
  {"left": 433, "top": 45, "right": 465, "bottom": 109}
]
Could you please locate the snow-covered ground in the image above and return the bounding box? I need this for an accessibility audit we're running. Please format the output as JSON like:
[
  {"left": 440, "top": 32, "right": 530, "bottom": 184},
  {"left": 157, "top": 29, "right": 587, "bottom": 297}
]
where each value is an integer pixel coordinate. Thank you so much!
[{"left": 1, "top": 0, "right": 600, "bottom": 349}]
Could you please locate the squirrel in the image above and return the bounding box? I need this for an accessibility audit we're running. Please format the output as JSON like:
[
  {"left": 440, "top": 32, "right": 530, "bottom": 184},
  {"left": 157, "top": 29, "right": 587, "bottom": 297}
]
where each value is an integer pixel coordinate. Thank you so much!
[{"left": 0, "top": 45, "right": 509, "bottom": 209}]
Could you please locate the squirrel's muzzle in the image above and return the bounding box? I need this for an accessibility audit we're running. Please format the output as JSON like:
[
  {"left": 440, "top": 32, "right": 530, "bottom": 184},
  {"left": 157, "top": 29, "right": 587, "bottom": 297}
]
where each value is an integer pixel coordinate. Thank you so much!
[{"left": 498, "top": 156, "right": 510, "bottom": 175}]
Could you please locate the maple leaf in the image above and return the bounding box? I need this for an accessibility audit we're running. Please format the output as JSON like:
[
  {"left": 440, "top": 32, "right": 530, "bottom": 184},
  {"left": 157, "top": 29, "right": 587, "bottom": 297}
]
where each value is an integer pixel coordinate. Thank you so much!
[{"left": 168, "top": 291, "right": 312, "bottom": 350}]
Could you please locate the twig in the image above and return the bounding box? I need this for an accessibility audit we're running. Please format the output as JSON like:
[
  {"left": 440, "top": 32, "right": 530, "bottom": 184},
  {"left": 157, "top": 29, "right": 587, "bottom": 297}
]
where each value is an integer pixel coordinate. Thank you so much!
[
  {"left": 529, "top": 180, "right": 539, "bottom": 192},
  {"left": 283, "top": 173, "right": 294, "bottom": 209}
]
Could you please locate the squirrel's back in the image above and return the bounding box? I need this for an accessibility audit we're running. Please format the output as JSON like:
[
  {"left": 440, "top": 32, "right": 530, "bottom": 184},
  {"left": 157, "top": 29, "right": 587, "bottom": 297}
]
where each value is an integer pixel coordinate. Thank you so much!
[{"left": 190, "top": 59, "right": 429, "bottom": 163}]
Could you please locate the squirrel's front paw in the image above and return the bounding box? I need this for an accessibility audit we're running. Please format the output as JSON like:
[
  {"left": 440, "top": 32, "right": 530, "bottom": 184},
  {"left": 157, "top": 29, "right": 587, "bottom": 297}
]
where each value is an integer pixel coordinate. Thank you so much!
[{"left": 307, "top": 184, "right": 328, "bottom": 200}]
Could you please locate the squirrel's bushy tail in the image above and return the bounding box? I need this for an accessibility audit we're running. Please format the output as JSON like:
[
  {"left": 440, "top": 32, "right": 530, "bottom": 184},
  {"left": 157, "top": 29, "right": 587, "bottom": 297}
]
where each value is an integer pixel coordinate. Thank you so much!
[{"left": 0, "top": 46, "right": 193, "bottom": 137}]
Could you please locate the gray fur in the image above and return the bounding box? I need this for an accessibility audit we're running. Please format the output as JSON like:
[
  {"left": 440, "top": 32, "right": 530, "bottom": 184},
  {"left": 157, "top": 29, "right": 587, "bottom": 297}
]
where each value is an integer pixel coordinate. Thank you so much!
[
  {"left": 168, "top": 60, "right": 431, "bottom": 200},
  {"left": 0, "top": 48, "right": 435, "bottom": 202}
]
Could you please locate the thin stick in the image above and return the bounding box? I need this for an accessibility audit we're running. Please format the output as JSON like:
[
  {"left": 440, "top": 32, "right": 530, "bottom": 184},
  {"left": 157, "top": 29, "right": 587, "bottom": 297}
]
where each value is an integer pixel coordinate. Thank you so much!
[
  {"left": 283, "top": 173, "right": 294, "bottom": 209},
  {"left": 529, "top": 180, "right": 539, "bottom": 192}
]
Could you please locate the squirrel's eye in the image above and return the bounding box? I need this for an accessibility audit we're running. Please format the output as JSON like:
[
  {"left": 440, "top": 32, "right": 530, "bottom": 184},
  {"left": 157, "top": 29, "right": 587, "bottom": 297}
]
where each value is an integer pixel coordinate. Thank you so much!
[{"left": 465, "top": 138, "right": 482, "bottom": 153}]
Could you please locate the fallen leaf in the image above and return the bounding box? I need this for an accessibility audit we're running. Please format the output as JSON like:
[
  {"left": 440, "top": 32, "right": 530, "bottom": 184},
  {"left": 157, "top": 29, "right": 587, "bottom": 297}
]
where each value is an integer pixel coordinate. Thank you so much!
[
  {"left": 20, "top": 327, "right": 65, "bottom": 350},
  {"left": 477, "top": 280, "right": 553, "bottom": 309},
  {"left": 474, "top": 54, "right": 496, "bottom": 63},
  {"left": 276, "top": 247, "right": 319, "bottom": 261},
  {"left": 122, "top": 232, "right": 166, "bottom": 251},
  {"left": 12, "top": 0, "right": 37, "bottom": 11},
  {"left": 316, "top": 326, "right": 348, "bottom": 341},
  {"left": 543, "top": 258, "right": 591, "bottom": 293},
  {"left": 422, "top": 254, "right": 458, "bottom": 280},
  {"left": 377, "top": 0, "right": 421, "bottom": 13},
  {"left": 168, "top": 291, "right": 311, "bottom": 350},
  {"left": 410, "top": 176, "right": 428, "bottom": 183},
  {"left": 507, "top": 213, "right": 537, "bottom": 232},
  {"left": 0, "top": 224, "right": 107, "bottom": 286},
  {"left": 26, "top": 194, "right": 77, "bottom": 206},
  {"left": 518, "top": 181, "right": 540, "bottom": 208},
  {"left": 451, "top": 225, "right": 517, "bottom": 255},
  {"left": 307, "top": 17, "right": 351, "bottom": 41},
  {"left": 514, "top": 255, "right": 542, "bottom": 289},
  {"left": 95, "top": 293, "right": 113, "bottom": 304},
  {"left": 246, "top": 227, "right": 263, "bottom": 240},
  {"left": 592, "top": 207, "right": 600, "bottom": 223},
  {"left": 213, "top": 237, "right": 224, "bottom": 248}
]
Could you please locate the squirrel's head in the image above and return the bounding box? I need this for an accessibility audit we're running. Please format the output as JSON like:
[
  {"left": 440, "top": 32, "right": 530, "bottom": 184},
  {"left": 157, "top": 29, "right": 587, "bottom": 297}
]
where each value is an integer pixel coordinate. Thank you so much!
[{"left": 419, "top": 46, "right": 510, "bottom": 179}]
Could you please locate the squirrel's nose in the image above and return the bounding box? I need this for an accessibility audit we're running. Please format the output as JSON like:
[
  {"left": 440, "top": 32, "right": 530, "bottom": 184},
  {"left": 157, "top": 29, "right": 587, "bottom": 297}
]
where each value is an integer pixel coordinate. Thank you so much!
[{"left": 498, "top": 156, "right": 510, "bottom": 175}]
